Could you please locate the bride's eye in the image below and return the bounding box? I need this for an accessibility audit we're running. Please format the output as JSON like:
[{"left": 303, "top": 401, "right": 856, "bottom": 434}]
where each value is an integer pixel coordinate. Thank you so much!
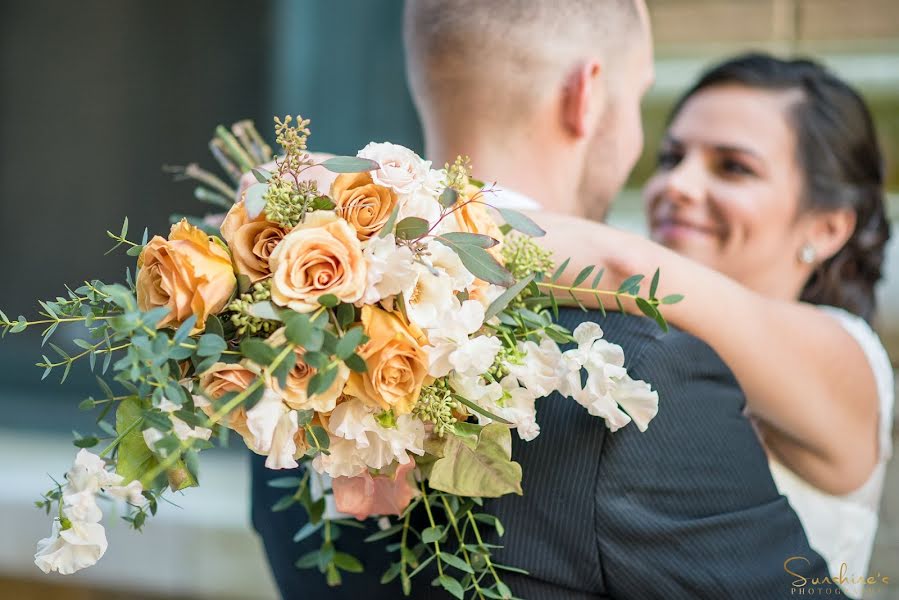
[
  {"left": 720, "top": 158, "right": 756, "bottom": 177},
  {"left": 656, "top": 148, "right": 682, "bottom": 170}
]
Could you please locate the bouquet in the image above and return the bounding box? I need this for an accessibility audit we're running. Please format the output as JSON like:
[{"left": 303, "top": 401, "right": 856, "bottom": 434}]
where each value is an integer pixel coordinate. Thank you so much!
[{"left": 4, "top": 116, "right": 678, "bottom": 599}]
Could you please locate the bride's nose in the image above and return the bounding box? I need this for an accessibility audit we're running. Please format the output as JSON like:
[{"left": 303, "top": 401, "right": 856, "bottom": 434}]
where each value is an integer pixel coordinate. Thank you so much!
[{"left": 663, "top": 154, "right": 706, "bottom": 207}]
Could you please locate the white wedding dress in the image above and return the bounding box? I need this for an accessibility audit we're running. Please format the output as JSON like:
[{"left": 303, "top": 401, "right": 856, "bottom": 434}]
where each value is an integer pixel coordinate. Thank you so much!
[{"left": 767, "top": 306, "right": 894, "bottom": 599}]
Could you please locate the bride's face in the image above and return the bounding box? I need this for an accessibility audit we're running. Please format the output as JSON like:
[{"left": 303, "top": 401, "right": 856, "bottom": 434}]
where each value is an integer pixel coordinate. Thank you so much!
[{"left": 643, "top": 84, "right": 809, "bottom": 293}]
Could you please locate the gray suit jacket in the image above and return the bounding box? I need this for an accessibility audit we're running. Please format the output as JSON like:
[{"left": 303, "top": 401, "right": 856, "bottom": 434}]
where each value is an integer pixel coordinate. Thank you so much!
[{"left": 252, "top": 309, "right": 837, "bottom": 599}]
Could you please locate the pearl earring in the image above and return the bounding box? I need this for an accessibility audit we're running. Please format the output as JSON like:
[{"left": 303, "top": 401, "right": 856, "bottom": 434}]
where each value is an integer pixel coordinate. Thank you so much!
[{"left": 799, "top": 244, "right": 817, "bottom": 264}]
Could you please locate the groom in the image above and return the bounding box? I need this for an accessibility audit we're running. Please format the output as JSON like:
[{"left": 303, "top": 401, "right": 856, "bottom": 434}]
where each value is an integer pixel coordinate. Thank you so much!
[{"left": 252, "top": 1, "right": 838, "bottom": 598}]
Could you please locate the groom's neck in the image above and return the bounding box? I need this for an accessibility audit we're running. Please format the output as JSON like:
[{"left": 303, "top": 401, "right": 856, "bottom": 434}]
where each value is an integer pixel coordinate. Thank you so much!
[{"left": 425, "top": 131, "right": 587, "bottom": 217}]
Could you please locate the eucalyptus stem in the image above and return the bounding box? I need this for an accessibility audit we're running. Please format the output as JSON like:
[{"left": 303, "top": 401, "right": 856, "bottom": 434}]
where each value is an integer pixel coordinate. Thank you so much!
[
  {"left": 536, "top": 281, "right": 640, "bottom": 301},
  {"left": 419, "top": 481, "right": 445, "bottom": 578},
  {"left": 467, "top": 511, "right": 505, "bottom": 591},
  {"left": 440, "top": 495, "right": 486, "bottom": 600}
]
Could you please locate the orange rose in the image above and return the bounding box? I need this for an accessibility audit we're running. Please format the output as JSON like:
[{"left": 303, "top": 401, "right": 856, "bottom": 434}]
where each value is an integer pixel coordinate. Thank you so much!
[
  {"left": 136, "top": 220, "right": 236, "bottom": 331},
  {"left": 344, "top": 306, "right": 429, "bottom": 415},
  {"left": 264, "top": 328, "right": 348, "bottom": 413},
  {"left": 330, "top": 172, "right": 399, "bottom": 240},
  {"left": 220, "top": 200, "right": 288, "bottom": 283},
  {"left": 454, "top": 184, "right": 504, "bottom": 259},
  {"left": 198, "top": 362, "right": 257, "bottom": 442},
  {"left": 269, "top": 211, "right": 367, "bottom": 312}
]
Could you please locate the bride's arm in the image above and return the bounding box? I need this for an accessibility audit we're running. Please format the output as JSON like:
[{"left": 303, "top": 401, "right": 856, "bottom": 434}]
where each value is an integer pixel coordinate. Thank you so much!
[{"left": 528, "top": 211, "right": 880, "bottom": 495}]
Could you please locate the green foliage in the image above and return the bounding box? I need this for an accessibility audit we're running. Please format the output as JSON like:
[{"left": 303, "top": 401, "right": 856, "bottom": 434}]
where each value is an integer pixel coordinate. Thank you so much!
[
  {"left": 320, "top": 156, "right": 380, "bottom": 173},
  {"left": 429, "top": 424, "right": 522, "bottom": 498}
]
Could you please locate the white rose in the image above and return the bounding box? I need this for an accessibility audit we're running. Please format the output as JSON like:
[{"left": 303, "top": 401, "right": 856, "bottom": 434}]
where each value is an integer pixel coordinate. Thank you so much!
[{"left": 358, "top": 142, "right": 431, "bottom": 195}]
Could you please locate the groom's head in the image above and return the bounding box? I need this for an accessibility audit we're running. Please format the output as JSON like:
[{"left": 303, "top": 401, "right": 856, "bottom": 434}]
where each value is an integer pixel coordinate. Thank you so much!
[{"left": 404, "top": 0, "right": 653, "bottom": 218}]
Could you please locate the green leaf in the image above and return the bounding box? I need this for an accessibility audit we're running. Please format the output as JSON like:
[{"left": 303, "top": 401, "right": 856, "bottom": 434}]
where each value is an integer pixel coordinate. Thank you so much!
[
  {"left": 272, "top": 351, "right": 297, "bottom": 388},
  {"left": 196, "top": 334, "right": 227, "bottom": 357},
  {"left": 551, "top": 257, "right": 571, "bottom": 283},
  {"left": 336, "top": 302, "right": 355, "bottom": 329},
  {"left": 252, "top": 168, "right": 273, "bottom": 183},
  {"left": 483, "top": 274, "right": 534, "bottom": 321},
  {"left": 573, "top": 265, "right": 594, "bottom": 287},
  {"left": 295, "top": 551, "right": 320, "bottom": 570},
  {"left": 365, "top": 524, "right": 403, "bottom": 543},
  {"left": 306, "top": 424, "right": 330, "bottom": 451},
  {"left": 635, "top": 297, "right": 657, "bottom": 320},
  {"left": 248, "top": 301, "right": 282, "bottom": 321},
  {"left": 662, "top": 294, "right": 684, "bottom": 305},
  {"left": 496, "top": 207, "right": 545, "bottom": 237},
  {"left": 649, "top": 268, "right": 660, "bottom": 299},
  {"left": 173, "top": 316, "right": 197, "bottom": 344},
  {"left": 73, "top": 436, "right": 99, "bottom": 448},
  {"left": 378, "top": 204, "right": 400, "bottom": 239},
  {"left": 115, "top": 398, "right": 159, "bottom": 488},
  {"left": 617, "top": 274, "right": 644, "bottom": 294},
  {"left": 591, "top": 268, "right": 605, "bottom": 289},
  {"left": 335, "top": 327, "right": 365, "bottom": 360},
  {"left": 308, "top": 367, "right": 338, "bottom": 398},
  {"left": 344, "top": 353, "right": 367, "bottom": 373},
  {"left": 293, "top": 521, "right": 323, "bottom": 542},
  {"left": 311, "top": 195, "right": 336, "bottom": 211},
  {"left": 284, "top": 312, "right": 315, "bottom": 347},
  {"left": 379, "top": 562, "right": 402, "bottom": 584},
  {"left": 317, "top": 294, "right": 340, "bottom": 308},
  {"left": 428, "top": 423, "right": 522, "bottom": 497},
  {"left": 126, "top": 245, "right": 143, "bottom": 257},
  {"left": 439, "top": 187, "right": 458, "bottom": 209},
  {"left": 421, "top": 526, "right": 445, "bottom": 544},
  {"left": 440, "top": 552, "right": 475, "bottom": 574},
  {"left": 437, "top": 237, "right": 513, "bottom": 286},
  {"left": 438, "top": 574, "right": 465, "bottom": 599},
  {"left": 333, "top": 552, "right": 364, "bottom": 573},
  {"left": 394, "top": 216, "right": 430, "bottom": 240},
  {"left": 240, "top": 338, "right": 278, "bottom": 366},
  {"left": 437, "top": 231, "right": 499, "bottom": 249},
  {"left": 271, "top": 494, "right": 297, "bottom": 512},
  {"left": 320, "top": 156, "right": 380, "bottom": 173},
  {"left": 452, "top": 394, "right": 511, "bottom": 425},
  {"left": 244, "top": 183, "right": 268, "bottom": 219}
]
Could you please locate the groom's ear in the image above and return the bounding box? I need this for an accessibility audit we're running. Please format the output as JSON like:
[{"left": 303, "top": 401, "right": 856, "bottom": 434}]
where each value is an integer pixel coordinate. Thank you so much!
[{"left": 561, "top": 60, "right": 606, "bottom": 139}]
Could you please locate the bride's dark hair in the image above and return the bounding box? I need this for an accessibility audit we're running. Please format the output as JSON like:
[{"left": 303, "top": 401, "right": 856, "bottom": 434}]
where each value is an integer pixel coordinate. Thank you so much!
[{"left": 669, "top": 52, "right": 891, "bottom": 323}]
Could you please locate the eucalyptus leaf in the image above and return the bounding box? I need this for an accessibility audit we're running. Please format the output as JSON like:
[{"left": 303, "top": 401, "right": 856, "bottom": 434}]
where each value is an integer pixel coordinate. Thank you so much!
[
  {"left": 248, "top": 301, "right": 282, "bottom": 321},
  {"left": 394, "top": 217, "right": 429, "bottom": 241},
  {"left": 240, "top": 338, "right": 278, "bottom": 366},
  {"left": 439, "top": 187, "right": 458, "bottom": 209},
  {"left": 244, "top": 183, "right": 268, "bottom": 219},
  {"left": 252, "top": 168, "right": 273, "bottom": 183},
  {"left": 321, "top": 156, "right": 380, "bottom": 173},
  {"left": 437, "top": 237, "right": 513, "bottom": 286},
  {"left": 496, "top": 207, "right": 545, "bottom": 237},
  {"left": 335, "top": 327, "right": 365, "bottom": 360},
  {"left": 378, "top": 204, "right": 400, "bottom": 239},
  {"left": 484, "top": 274, "right": 534, "bottom": 321},
  {"left": 437, "top": 231, "right": 499, "bottom": 249}
]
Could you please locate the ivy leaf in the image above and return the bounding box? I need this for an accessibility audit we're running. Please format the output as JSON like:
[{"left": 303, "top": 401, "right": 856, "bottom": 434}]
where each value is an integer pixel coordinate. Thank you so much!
[
  {"left": 428, "top": 423, "right": 522, "bottom": 497},
  {"left": 496, "top": 207, "right": 545, "bottom": 237},
  {"left": 320, "top": 156, "right": 380, "bottom": 173},
  {"left": 437, "top": 237, "right": 513, "bottom": 287},
  {"left": 394, "top": 217, "right": 430, "bottom": 241},
  {"left": 244, "top": 183, "right": 268, "bottom": 219}
]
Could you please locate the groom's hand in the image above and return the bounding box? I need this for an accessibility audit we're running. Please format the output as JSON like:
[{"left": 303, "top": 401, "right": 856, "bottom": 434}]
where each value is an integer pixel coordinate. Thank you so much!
[{"left": 235, "top": 152, "right": 339, "bottom": 203}]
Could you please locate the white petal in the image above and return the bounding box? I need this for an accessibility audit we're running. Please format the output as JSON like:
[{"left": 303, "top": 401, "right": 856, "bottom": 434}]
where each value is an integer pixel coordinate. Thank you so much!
[
  {"left": 265, "top": 410, "right": 300, "bottom": 470},
  {"left": 245, "top": 389, "right": 288, "bottom": 454},
  {"left": 613, "top": 376, "right": 659, "bottom": 432},
  {"left": 35, "top": 520, "right": 108, "bottom": 575}
]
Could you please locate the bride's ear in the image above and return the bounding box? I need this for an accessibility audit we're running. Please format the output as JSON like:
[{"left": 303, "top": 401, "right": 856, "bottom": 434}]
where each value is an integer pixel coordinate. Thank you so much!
[
  {"left": 803, "top": 207, "right": 857, "bottom": 263},
  {"left": 561, "top": 59, "right": 605, "bottom": 139}
]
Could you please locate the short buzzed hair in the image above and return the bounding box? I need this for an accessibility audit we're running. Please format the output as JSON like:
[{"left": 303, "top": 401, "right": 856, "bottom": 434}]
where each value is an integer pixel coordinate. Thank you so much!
[{"left": 404, "top": 0, "right": 642, "bottom": 131}]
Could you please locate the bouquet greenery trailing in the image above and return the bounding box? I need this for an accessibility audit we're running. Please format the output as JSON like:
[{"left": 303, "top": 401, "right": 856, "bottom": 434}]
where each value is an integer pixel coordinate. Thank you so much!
[{"left": 3, "top": 117, "right": 678, "bottom": 599}]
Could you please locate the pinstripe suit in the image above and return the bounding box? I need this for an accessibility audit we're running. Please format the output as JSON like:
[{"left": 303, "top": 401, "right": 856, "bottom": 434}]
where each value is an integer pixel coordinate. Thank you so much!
[{"left": 251, "top": 310, "right": 838, "bottom": 599}]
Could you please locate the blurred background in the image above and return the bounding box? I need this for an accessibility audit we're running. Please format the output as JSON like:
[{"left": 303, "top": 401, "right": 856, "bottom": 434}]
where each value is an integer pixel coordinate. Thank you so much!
[{"left": 0, "top": 0, "right": 896, "bottom": 598}]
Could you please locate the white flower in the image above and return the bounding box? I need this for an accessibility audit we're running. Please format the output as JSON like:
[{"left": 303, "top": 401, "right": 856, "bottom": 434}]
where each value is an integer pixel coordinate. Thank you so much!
[
  {"left": 472, "top": 283, "right": 506, "bottom": 311},
  {"left": 34, "top": 520, "right": 108, "bottom": 575},
  {"left": 324, "top": 399, "right": 425, "bottom": 472},
  {"left": 402, "top": 264, "right": 456, "bottom": 330},
  {"left": 313, "top": 437, "right": 367, "bottom": 478},
  {"left": 265, "top": 410, "right": 300, "bottom": 470},
  {"left": 361, "top": 234, "right": 417, "bottom": 304},
  {"left": 141, "top": 397, "right": 212, "bottom": 454},
  {"left": 425, "top": 299, "right": 489, "bottom": 377},
  {"left": 104, "top": 480, "right": 147, "bottom": 506},
  {"left": 358, "top": 142, "right": 431, "bottom": 195},
  {"left": 66, "top": 449, "right": 120, "bottom": 493},
  {"left": 498, "top": 376, "right": 540, "bottom": 441},
  {"left": 448, "top": 335, "right": 502, "bottom": 378},
  {"left": 449, "top": 373, "right": 504, "bottom": 425},
  {"left": 426, "top": 240, "right": 475, "bottom": 292},
  {"left": 245, "top": 389, "right": 289, "bottom": 454},
  {"left": 562, "top": 322, "right": 658, "bottom": 432},
  {"left": 507, "top": 336, "right": 564, "bottom": 397},
  {"left": 61, "top": 490, "right": 103, "bottom": 523},
  {"left": 399, "top": 189, "right": 443, "bottom": 226}
]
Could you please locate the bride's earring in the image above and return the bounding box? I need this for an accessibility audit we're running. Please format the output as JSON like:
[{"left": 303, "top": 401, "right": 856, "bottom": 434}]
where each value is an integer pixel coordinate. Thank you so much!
[{"left": 798, "top": 243, "right": 817, "bottom": 264}]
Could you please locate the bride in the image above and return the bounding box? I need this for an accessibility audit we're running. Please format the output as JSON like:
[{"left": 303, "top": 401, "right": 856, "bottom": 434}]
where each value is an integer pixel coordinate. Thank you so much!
[{"left": 530, "top": 53, "right": 893, "bottom": 599}]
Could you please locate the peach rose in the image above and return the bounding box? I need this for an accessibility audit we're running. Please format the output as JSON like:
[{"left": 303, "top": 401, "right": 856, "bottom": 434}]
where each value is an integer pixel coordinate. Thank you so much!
[
  {"left": 220, "top": 200, "right": 289, "bottom": 283},
  {"left": 269, "top": 211, "right": 367, "bottom": 312},
  {"left": 264, "top": 328, "right": 348, "bottom": 413},
  {"left": 332, "top": 458, "right": 417, "bottom": 520},
  {"left": 136, "top": 219, "right": 237, "bottom": 331},
  {"left": 454, "top": 184, "right": 504, "bottom": 259},
  {"left": 330, "top": 172, "right": 399, "bottom": 240},
  {"left": 198, "top": 362, "right": 257, "bottom": 442},
  {"left": 344, "top": 306, "right": 429, "bottom": 415}
]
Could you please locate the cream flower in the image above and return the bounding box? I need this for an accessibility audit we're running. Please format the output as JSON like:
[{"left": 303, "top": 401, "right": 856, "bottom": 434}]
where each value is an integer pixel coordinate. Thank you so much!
[
  {"left": 269, "top": 211, "right": 367, "bottom": 312},
  {"left": 324, "top": 399, "right": 425, "bottom": 471},
  {"left": 358, "top": 142, "right": 431, "bottom": 195},
  {"left": 360, "top": 234, "right": 417, "bottom": 304},
  {"left": 401, "top": 264, "right": 456, "bottom": 331},
  {"left": 507, "top": 336, "right": 564, "bottom": 398},
  {"left": 427, "top": 240, "right": 475, "bottom": 292},
  {"left": 141, "top": 397, "right": 212, "bottom": 455},
  {"left": 34, "top": 520, "right": 108, "bottom": 575}
]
